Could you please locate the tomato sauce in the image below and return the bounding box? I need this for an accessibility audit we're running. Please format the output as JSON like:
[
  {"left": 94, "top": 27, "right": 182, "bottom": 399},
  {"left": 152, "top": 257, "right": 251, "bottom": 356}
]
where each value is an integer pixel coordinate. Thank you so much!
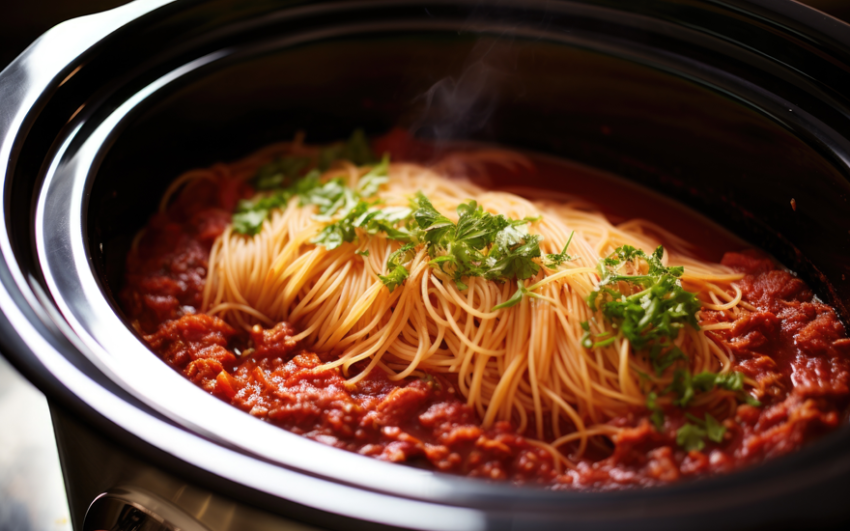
[{"left": 120, "top": 142, "right": 850, "bottom": 489}]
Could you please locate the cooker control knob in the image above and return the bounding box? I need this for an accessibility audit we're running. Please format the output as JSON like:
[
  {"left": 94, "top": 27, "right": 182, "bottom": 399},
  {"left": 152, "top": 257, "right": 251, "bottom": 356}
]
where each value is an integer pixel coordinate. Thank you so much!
[
  {"left": 106, "top": 505, "right": 167, "bottom": 531},
  {"left": 84, "top": 487, "right": 211, "bottom": 531}
]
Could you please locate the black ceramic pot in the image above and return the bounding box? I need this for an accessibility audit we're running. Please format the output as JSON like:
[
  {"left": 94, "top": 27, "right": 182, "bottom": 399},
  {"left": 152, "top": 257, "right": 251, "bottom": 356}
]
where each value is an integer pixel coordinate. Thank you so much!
[{"left": 2, "top": 1, "right": 850, "bottom": 530}]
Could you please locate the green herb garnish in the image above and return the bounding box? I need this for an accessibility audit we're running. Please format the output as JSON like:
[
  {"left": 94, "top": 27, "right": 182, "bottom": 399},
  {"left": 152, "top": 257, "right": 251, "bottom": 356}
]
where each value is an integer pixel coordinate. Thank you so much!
[
  {"left": 649, "top": 345, "right": 687, "bottom": 376},
  {"left": 233, "top": 146, "right": 397, "bottom": 242},
  {"left": 420, "top": 372, "right": 442, "bottom": 390},
  {"left": 741, "top": 394, "right": 762, "bottom": 407},
  {"left": 379, "top": 243, "right": 416, "bottom": 292},
  {"left": 252, "top": 156, "right": 310, "bottom": 190},
  {"left": 406, "top": 192, "right": 544, "bottom": 295},
  {"left": 544, "top": 230, "right": 576, "bottom": 268},
  {"left": 586, "top": 245, "right": 754, "bottom": 447},
  {"left": 580, "top": 330, "right": 593, "bottom": 349},
  {"left": 491, "top": 280, "right": 544, "bottom": 310},
  {"left": 587, "top": 245, "right": 701, "bottom": 352},
  {"left": 663, "top": 369, "right": 745, "bottom": 408},
  {"left": 231, "top": 137, "right": 552, "bottom": 296},
  {"left": 677, "top": 413, "right": 726, "bottom": 452},
  {"left": 231, "top": 209, "right": 269, "bottom": 236},
  {"left": 311, "top": 202, "right": 411, "bottom": 250},
  {"left": 232, "top": 168, "right": 323, "bottom": 235},
  {"left": 646, "top": 391, "right": 665, "bottom": 431},
  {"left": 232, "top": 130, "right": 379, "bottom": 236},
  {"left": 305, "top": 155, "right": 405, "bottom": 249}
]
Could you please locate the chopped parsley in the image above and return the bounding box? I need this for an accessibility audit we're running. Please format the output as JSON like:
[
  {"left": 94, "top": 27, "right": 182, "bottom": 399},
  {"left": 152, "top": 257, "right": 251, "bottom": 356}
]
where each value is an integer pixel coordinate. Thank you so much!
[
  {"left": 312, "top": 209, "right": 411, "bottom": 250},
  {"left": 646, "top": 367, "right": 757, "bottom": 451},
  {"left": 231, "top": 170, "right": 322, "bottom": 235},
  {"left": 543, "top": 230, "right": 576, "bottom": 268},
  {"left": 252, "top": 156, "right": 310, "bottom": 190},
  {"left": 230, "top": 134, "right": 559, "bottom": 298},
  {"left": 404, "top": 192, "right": 547, "bottom": 297},
  {"left": 236, "top": 137, "right": 579, "bottom": 299},
  {"left": 649, "top": 345, "right": 687, "bottom": 376},
  {"left": 663, "top": 369, "right": 746, "bottom": 408},
  {"left": 309, "top": 159, "right": 406, "bottom": 250},
  {"left": 587, "top": 245, "right": 701, "bottom": 352},
  {"left": 741, "top": 394, "right": 762, "bottom": 408},
  {"left": 379, "top": 243, "right": 416, "bottom": 292},
  {"left": 232, "top": 130, "right": 380, "bottom": 236},
  {"left": 677, "top": 413, "right": 726, "bottom": 452},
  {"left": 646, "top": 391, "right": 665, "bottom": 431},
  {"left": 231, "top": 209, "right": 270, "bottom": 236},
  {"left": 420, "top": 372, "right": 442, "bottom": 390}
]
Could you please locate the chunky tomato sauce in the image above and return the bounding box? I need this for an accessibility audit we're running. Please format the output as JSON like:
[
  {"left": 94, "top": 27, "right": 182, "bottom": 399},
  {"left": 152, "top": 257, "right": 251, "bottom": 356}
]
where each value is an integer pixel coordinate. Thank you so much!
[{"left": 120, "top": 147, "right": 850, "bottom": 489}]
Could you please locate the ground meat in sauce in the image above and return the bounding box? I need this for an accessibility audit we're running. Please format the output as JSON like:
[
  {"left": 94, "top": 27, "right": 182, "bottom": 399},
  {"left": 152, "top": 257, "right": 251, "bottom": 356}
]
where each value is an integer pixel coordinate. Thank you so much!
[
  {"left": 120, "top": 171, "right": 850, "bottom": 489},
  {"left": 144, "top": 315, "right": 560, "bottom": 483}
]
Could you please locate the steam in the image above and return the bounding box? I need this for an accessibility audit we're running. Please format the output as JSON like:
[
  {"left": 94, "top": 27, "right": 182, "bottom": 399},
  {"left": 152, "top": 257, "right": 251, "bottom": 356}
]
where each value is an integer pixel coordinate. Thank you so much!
[{"left": 410, "top": 36, "right": 518, "bottom": 142}]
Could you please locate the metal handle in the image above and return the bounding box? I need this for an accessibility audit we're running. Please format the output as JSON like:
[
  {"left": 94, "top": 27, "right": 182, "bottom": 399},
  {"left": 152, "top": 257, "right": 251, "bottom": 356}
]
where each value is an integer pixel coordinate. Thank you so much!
[
  {"left": 84, "top": 487, "right": 211, "bottom": 531},
  {"left": 110, "top": 505, "right": 170, "bottom": 531}
]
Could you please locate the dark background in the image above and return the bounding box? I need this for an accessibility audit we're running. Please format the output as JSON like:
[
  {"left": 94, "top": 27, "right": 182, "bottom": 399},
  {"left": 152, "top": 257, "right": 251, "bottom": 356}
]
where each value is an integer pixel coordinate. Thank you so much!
[
  {"left": 1, "top": 0, "right": 129, "bottom": 68},
  {"left": 2, "top": 0, "right": 850, "bottom": 70}
]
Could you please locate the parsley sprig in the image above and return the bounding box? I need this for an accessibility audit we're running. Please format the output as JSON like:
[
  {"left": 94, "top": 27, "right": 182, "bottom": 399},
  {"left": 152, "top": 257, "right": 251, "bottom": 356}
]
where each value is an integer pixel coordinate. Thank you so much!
[
  {"left": 646, "top": 391, "right": 665, "bottom": 431},
  {"left": 253, "top": 156, "right": 310, "bottom": 191},
  {"left": 677, "top": 413, "right": 726, "bottom": 452},
  {"left": 232, "top": 130, "right": 379, "bottom": 236},
  {"left": 664, "top": 370, "right": 746, "bottom": 407},
  {"left": 492, "top": 280, "right": 544, "bottom": 311},
  {"left": 307, "top": 155, "right": 414, "bottom": 250},
  {"left": 379, "top": 243, "right": 416, "bottom": 292},
  {"left": 543, "top": 231, "right": 576, "bottom": 268},
  {"left": 645, "top": 367, "right": 759, "bottom": 450},
  {"left": 646, "top": 381, "right": 736, "bottom": 452},
  {"left": 407, "top": 192, "right": 545, "bottom": 294},
  {"left": 588, "top": 245, "right": 701, "bottom": 351},
  {"left": 232, "top": 170, "right": 320, "bottom": 235}
]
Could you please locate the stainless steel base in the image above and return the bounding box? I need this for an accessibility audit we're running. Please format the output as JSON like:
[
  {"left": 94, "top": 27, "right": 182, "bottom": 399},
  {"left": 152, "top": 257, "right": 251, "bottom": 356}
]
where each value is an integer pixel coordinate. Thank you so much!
[{"left": 51, "top": 408, "right": 322, "bottom": 531}]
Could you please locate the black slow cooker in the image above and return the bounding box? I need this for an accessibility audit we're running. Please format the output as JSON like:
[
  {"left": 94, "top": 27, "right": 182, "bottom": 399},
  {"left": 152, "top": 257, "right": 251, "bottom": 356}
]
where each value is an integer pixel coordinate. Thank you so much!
[{"left": 2, "top": 1, "right": 850, "bottom": 530}]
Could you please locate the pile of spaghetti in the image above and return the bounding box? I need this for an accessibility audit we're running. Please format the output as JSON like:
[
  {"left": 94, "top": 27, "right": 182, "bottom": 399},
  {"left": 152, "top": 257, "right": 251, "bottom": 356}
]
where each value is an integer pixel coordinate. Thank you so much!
[
  {"left": 146, "top": 131, "right": 767, "bottom": 471},
  {"left": 176, "top": 133, "right": 752, "bottom": 462}
]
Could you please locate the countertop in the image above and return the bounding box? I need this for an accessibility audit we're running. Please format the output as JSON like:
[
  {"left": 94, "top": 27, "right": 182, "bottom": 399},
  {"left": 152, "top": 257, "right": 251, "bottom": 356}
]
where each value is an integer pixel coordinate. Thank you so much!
[{"left": 0, "top": 355, "right": 70, "bottom": 531}]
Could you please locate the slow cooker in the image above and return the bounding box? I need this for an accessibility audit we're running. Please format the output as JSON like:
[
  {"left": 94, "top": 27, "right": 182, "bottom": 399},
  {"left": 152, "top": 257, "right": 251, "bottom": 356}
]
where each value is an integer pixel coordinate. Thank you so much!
[{"left": 2, "top": 0, "right": 850, "bottom": 529}]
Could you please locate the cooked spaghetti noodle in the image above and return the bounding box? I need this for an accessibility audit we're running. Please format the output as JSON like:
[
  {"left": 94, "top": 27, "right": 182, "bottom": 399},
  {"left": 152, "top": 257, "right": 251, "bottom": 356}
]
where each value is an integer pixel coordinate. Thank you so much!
[{"left": 161, "top": 138, "right": 754, "bottom": 468}]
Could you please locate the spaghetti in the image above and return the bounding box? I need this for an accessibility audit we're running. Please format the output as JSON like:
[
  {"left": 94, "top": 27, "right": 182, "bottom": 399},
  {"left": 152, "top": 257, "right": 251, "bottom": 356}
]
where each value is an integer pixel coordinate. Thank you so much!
[{"left": 164, "top": 135, "right": 757, "bottom": 468}]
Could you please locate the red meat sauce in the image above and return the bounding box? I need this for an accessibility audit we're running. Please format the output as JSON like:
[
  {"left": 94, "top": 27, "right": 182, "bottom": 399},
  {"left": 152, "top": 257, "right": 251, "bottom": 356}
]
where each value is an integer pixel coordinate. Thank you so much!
[{"left": 120, "top": 150, "right": 850, "bottom": 490}]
